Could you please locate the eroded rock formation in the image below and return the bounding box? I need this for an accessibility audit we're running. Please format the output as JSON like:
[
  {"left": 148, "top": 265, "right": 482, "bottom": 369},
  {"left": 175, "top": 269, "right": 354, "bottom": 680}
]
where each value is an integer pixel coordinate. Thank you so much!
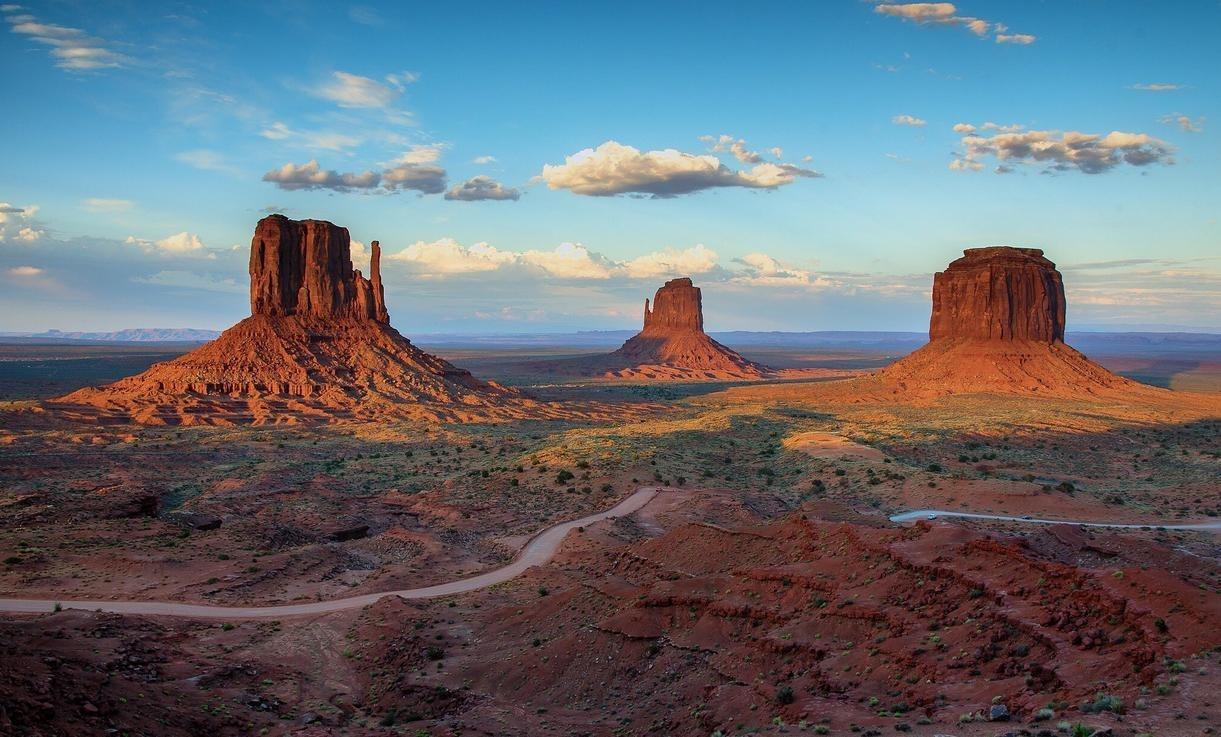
[
  {"left": 608, "top": 278, "right": 770, "bottom": 379},
  {"left": 52, "top": 215, "right": 526, "bottom": 424},
  {"left": 249, "top": 215, "right": 388, "bottom": 322},
  {"left": 929, "top": 247, "right": 1065, "bottom": 342},
  {"left": 875, "top": 246, "right": 1138, "bottom": 397},
  {"left": 641, "top": 277, "right": 703, "bottom": 334}
]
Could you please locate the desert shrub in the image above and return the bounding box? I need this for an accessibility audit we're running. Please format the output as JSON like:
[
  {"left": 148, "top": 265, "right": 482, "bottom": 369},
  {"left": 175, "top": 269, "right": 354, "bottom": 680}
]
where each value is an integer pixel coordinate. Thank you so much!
[
  {"left": 775, "top": 684, "right": 794, "bottom": 705},
  {"left": 425, "top": 646, "right": 444, "bottom": 661},
  {"left": 927, "top": 463, "right": 942, "bottom": 472}
]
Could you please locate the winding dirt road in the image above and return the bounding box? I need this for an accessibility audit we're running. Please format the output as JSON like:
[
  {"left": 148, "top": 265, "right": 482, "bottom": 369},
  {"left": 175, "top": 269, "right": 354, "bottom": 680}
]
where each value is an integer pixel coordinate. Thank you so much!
[
  {"left": 0, "top": 487, "right": 666, "bottom": 620},
  {"left": 890, "top": 508, "right": 1221, "bottom": 531}
]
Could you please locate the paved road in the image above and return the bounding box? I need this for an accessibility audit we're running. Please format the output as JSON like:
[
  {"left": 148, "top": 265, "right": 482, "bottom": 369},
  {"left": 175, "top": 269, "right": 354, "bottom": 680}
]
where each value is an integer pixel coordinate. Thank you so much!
[
  {"left": 890, "top": 508, "right": 1221, "bottom": 531},
  {"left": 0, "top": 487, "right": 665, "bottom": 619}
]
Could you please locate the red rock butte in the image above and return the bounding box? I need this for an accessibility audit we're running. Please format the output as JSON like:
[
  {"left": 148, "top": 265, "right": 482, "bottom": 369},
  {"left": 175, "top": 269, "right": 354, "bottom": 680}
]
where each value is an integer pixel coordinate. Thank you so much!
[
  {"left": 876, "top": 246, "right": 1140, "bottom": 397},
  {"left": 603, "top": 278, "right": 771, "bottom": 380},
  {"left": 50, "top": 215, "right": 529, "bottom": 425}
]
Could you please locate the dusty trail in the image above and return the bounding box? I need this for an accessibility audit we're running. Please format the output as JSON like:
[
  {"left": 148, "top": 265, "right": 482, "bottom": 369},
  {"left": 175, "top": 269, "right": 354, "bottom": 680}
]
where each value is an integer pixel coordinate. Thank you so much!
[
  {"left": 0, "top": 487, "right": 668, "bottom": 620},
  {"left": 890, "top": 508, "right": 1221, "bottom": 531}
]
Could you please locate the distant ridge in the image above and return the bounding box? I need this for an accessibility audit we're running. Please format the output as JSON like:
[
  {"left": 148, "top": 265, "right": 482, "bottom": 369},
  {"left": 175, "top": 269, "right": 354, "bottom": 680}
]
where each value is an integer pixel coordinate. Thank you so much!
[{"left": 33, "top": 328, "right": 222, "bottom": 343}]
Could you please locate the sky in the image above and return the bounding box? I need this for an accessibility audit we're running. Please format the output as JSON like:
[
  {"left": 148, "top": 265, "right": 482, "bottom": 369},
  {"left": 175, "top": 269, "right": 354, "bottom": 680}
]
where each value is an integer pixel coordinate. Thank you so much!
[{"left": 1, "top": 0, "right": 1218, "bottom": 334}]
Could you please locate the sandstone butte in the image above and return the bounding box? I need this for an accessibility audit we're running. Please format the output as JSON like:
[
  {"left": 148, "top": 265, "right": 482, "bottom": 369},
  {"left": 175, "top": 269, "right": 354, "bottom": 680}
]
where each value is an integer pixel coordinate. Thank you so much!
[
  {"left": 50, "top": 215, "right": 528, "bottom": 425},
  {"left": 875, "top": 246, "right": 1143, "bottom": 397},
  {"left": 604, "top": 277, "right": 772, "bottom": 380}
]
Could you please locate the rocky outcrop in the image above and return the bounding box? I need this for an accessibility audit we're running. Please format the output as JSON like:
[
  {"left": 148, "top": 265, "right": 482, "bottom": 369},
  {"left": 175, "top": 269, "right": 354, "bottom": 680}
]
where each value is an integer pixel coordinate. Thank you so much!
[
  {"left": 249, "top": 215, "right": 388, "bottom": 322},
  {"left": 607, "top": 278, "right": 771, "bottom": 379},
  {"left": 52, "top": 216, "right": 533, "bottom": 424},
  {"left": 929, "top": 247, "right": 1065, "bottom": 342},
  {"left": 641, "top": 277, "right": 704, "bottom": 334},
  {"left": 874, "top": 246, "right": 1140, "bottom": 398}
]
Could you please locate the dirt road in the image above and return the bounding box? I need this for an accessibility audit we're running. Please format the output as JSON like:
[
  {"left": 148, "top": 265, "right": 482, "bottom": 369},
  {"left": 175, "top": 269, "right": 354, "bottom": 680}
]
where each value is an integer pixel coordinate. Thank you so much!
[{"left": 0, "top": 487, "right": 667, "bottom": 619}]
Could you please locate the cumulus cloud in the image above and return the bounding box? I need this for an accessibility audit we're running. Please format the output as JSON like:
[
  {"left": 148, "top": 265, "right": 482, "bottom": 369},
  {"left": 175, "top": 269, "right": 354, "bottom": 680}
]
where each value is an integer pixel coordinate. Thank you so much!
[
  {"left": 1160, "top": 113, "right": 1204, "bottom": 133},
  {"left": 873, "top": 3, "right": 1034, "bottom": 44},
  {"left": 8, "top": 265, "right": 43, "bottom": 276},
  {"left": 444, "top": 176, "right": 520, "bottom": 202},
  {"left": 1130, "top": 83, "right": 1182, "bottom": 92},
  {"left": 701, "top": 134, "right": 768, "bottom": 164},
  {"left": 124, "top": 232, "right": 207, "bottom": 254},
  {"left": 388, "top": 239, "right": 614, "bottom": 279},
  {"left": 541, "top": 140, "right": 820, "bottom": 198},
  {"left": 83, "top": 197, "right": 134, "bottom": 212},
  {"left": 264, "top": 145, "right": 450, "bottom": 195},
  {"left": 262, "top": 160, "right": 382, "bottom": 192},
  {"left": 622, "top": 245, "right": 719, "bottom": 279},
  {"left": 472, "top": 155, "right": 497, "bottom": 165},
  {"left": 3, "top": 7, "right": 129, "bottom": 71},
  {"left": 387, "top": 239, "right": 516, "bottom": 275},
  {"left": 519, "top": 243, "right": 615, "bottom": 279},
  {"left": 0, "top": 201, "right": 42, "bottom": 241},
  {"left": 892, "top": 114, "right": 926, "bottom": 127},
  {"left": 949, "top": 124, "right": 1175, "bottom": 174}
]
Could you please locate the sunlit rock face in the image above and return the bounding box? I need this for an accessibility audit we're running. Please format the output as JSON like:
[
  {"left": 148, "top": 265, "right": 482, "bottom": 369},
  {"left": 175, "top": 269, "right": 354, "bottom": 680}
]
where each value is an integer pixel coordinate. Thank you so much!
[
  {"left": 929, "top": 246, "right": 1065, "bottom": 343},
  {"left": 249, "top": 214, "right": 388, "bottom": 323}
]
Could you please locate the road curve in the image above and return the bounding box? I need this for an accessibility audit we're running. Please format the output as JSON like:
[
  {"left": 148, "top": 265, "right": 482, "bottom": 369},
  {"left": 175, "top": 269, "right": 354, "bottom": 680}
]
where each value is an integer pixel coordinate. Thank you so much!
[
  {"left": 890, "top": 508, "right": 1221, "bottom": 531},
  {"left": 0, "top": 487, "right": 665, "bottom": 620}
]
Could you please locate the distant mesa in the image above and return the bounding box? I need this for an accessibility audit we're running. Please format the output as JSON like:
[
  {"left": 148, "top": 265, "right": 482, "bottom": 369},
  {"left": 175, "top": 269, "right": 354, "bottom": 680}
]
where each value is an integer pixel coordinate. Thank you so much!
[
  {"left": 51, "top": 214, "right": 525, "bottom": 425},
  {"left": 875, "top": 246, "right": 1141, "bottom": 397}
]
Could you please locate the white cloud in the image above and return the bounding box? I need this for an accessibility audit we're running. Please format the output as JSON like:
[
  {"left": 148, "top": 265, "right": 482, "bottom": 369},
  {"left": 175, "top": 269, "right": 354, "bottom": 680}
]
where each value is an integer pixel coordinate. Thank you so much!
[
  {"left": 873, "top": 3, "right": 1033, "bottom": 45},
  {"left": 313, "top": 71, "right": 409, "bottom": 108},
  {"left": 388, "top": 239, "right": 517, "bottom": 275},
  {"left": 1130, "top": 83, "right": 1182, "bottom": 92},
  {"left": 8, "top": 265, "right": 43, "bottom": 276},
  {"left": 83, "top": 197, "right": 134, "bottom": 212},
  {"left": 1160, "top": 113, "right": 1204, "bottom": 133},
  {"left": 125, "top": 232, "right": 207, "bottom": 254},
  {"left": 952, "top": 122, "right": 976, "bottom": 134},
  {"left": 155, "top": 232, "right": 204, "bottom": 252},
  {"left": 259, "top": 122, "right": 362, "bottom": 151},
  {"left": 0, "top": 201, "right": 41, "bottom": 241},
  {"left": 445, "top": 176, "right": 521, "bottom": 201},
  {"left": 541, "top": 140, "right": 821, "bottom": 197},
  {"left": 701, "top": 134, "right": 766, "bottom": 164},
  {"left": 622, "top": 244, "right": 719, "bottom": 279},
  {"left": 996, "top": 32, "right": 1035, "bottom": 44},
  {"left": 472, "top": 155, "right": 497, "bottom": 165},
  {"left": 892, "top": 114, "right": 926, "bottom": 127},
  {"left": 3, "top": 8, "right": 129, "bottom": 71},
  {"left": 950, "top": 124, "right": 1175, "bottom": 174},
  {"left": 520, "top": 243, "right": 614, "bottom": 279}
]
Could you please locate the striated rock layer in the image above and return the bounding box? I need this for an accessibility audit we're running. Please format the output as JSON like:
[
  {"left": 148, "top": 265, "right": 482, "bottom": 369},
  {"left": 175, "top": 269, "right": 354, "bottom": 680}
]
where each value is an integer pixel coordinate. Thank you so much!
[
  {"left": 51, "top": 215, "right": 530, "bottom": 425},
  {"left": 606, "top": 278, "right": 771, "bottom": 380},
  {"left": 875, "top": 246, "right": 1142, "bottom": 398}
]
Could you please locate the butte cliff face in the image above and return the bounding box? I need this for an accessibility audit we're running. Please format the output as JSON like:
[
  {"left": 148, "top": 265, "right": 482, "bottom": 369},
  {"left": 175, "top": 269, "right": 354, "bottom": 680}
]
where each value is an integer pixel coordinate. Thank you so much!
[
  {"left": 606, "top": 278, "right": 770, "bottom": 379},
  {"left": 877, "top": 246, "right": 1137, "bottom": 397},
  {"left": 249, "top": 215, "right": 389, "bottom": 323},
  {"left": 928, "top": 247, "right": 1065, "bottom": 343},
  {"left": 54, "top": 215, "right": 521, "bottom": 425}
]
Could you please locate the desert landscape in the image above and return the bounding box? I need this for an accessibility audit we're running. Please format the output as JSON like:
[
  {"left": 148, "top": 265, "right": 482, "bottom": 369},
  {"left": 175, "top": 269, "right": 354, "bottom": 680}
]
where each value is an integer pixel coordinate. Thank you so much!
[{"left": 2, "top": 3, "right": 1218, "bottom": 737}]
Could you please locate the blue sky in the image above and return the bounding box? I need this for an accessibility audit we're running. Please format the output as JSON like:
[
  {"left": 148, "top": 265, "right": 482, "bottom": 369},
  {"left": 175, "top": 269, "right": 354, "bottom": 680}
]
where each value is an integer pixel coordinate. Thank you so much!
[{"left": 1, "top": 0, "right": 1218, "bottom": 333}]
